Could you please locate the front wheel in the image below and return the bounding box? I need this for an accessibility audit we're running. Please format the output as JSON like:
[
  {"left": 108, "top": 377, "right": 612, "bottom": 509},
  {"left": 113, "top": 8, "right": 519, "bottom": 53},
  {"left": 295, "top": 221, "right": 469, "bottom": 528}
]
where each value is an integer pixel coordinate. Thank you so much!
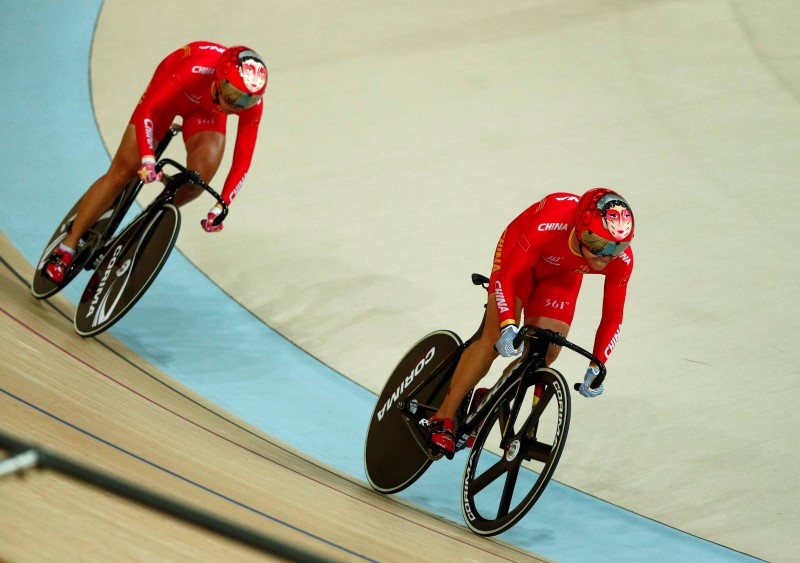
[
  {"left": 73, "top": 204, "right": 180, "bottom": 337},
  {"left": 461, "top": 366, "right": 571, "bottom": 536}
]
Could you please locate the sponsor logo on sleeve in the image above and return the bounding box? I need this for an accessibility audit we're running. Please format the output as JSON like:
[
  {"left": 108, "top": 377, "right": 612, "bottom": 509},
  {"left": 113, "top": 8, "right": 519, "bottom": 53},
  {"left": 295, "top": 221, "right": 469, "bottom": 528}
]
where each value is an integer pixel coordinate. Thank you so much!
[
  {"left": 144, "top": 118, "right": 155, "bottom": 151},
  {"left": 604, "top": 325, "right": 621, "bottom": 358},
  {"left": 494, "top": 280, "right": 510, "bottom": 314}
]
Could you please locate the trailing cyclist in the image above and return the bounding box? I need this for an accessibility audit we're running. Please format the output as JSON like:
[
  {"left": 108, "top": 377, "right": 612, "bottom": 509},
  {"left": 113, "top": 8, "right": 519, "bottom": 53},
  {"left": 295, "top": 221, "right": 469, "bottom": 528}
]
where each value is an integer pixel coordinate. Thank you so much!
[
  {"left": 428, "top": 188, "right": 635, "bottom": 458},
  {"left": 44, "top": 42, "right": 268, "bottom": 283}
]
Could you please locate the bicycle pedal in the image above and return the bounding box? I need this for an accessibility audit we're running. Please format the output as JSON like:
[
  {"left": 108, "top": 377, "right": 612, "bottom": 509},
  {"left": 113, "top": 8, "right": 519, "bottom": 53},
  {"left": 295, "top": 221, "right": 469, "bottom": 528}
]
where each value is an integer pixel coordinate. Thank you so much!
[{"left": 429, "top": 445, "right": 454, "bottom": 461}]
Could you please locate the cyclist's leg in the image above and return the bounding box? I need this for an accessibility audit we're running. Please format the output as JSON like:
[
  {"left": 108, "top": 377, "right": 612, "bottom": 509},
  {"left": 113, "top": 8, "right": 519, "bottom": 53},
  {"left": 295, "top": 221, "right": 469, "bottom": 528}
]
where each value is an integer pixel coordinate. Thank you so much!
[
  {"left": 522, "top": 272, "right": 582, "bottom": 365},
  {"left": 173, "top": 111, "right": 226, "bottom": 206},
  {"left": 61, "top": 124, "right": 140, "bottom": 250},
  {"left": 525, "top": 316, "right": 570, "bottom": 365},
  {"left": 434, "top": 292, "right": 522, "bottom": 421},
  {"left": 435, "top": 270, "right": 581, "bottom": 420}
]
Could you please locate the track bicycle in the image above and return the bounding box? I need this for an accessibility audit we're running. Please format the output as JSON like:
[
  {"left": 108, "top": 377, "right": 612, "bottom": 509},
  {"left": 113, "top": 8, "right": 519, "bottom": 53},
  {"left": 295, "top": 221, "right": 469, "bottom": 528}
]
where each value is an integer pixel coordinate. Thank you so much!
[
  {"left": 31, "top": 124, "right": 228, "bottom": 337},
  {"left": 364, "top": 273, "right": 605, "bottom": 536}
]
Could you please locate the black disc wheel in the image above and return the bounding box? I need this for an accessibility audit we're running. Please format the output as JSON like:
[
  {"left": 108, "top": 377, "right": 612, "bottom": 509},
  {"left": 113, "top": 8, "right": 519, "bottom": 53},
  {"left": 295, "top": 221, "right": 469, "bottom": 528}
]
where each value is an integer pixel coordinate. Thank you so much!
[
  {"left": 364, "top": 330, "right": 463, "bottom": 494},
  {"left": 73, "top": 204, "right": 180, "bottom": 337}
]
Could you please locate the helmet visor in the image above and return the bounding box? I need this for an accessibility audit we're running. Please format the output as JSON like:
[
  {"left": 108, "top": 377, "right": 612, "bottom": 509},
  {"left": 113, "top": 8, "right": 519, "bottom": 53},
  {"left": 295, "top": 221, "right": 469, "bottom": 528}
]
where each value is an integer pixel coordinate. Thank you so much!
[
  {"left": 219, "top": 79, "right": 262, "bottom": 110},
  {"left": 580, "top": 230, "right": 630, "bottom": 257}
]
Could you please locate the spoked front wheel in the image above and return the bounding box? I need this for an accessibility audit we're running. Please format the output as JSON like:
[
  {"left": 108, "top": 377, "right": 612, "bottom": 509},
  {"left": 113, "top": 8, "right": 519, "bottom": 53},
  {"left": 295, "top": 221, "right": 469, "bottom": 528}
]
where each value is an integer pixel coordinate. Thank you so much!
[
  {"left": 461, "top": 367, "right": 571, "bottom": 536},
  {"left": 73, "top": 204, "right": 180, "bottom": 337}
]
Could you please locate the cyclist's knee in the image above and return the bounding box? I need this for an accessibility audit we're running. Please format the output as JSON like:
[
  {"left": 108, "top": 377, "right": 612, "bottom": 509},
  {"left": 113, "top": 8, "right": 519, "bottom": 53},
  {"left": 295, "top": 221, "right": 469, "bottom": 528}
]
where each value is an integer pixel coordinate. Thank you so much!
[
  {"left": 107, "top": 127, "right": 141, "bottom": 180},
  {"left": 103, "top": 159, "right": 138, "bottom": 188},
  {"left": 545, "top": 347, "right": 562, "bottom": 366},
  {"left": 474, "top": 331, "right": 501, "bottom": 362},
  {"left": 87, "top": 170, "right": 128, "bottom": 202},
  {"left": 173, "top": 183, "right": 203, "bottom": 206},
  {"left": 525, "top": 316, "right": 570, "bottom": 366},
  {"left": 185, "top": 131, "right": 224, "bottom": 181}
]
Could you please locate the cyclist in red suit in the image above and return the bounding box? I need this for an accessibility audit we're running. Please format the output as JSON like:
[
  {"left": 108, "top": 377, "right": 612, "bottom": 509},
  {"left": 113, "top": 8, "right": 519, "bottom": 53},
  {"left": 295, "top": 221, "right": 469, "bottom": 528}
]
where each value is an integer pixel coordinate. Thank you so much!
[
  {"left": 428, "top": 188, "right": 635, "bottom": 458},
  {"left": 44, "top": 41, "right": 268, "bottom": 283}
]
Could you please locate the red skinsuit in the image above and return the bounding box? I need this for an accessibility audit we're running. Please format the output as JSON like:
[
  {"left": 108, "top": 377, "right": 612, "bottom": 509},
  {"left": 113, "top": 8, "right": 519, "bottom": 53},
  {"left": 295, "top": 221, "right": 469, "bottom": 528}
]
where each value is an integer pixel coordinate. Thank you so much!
[
  {"left": 129, "top": 41, "right": 262, "bottom": 206},
  {"left": 489, "top": 192, "right": 634, "bottom": 364}
]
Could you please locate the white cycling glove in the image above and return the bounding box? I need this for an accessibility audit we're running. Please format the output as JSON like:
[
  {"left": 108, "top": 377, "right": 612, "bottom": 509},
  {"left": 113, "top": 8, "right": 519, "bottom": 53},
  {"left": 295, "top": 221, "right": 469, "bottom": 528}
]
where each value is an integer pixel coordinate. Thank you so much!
[
  {"left": 494, "top": 324, "right": 522, "bottom": 357},
  {"left": 579, "top": 366, "right": 604, "bottom": 398}
]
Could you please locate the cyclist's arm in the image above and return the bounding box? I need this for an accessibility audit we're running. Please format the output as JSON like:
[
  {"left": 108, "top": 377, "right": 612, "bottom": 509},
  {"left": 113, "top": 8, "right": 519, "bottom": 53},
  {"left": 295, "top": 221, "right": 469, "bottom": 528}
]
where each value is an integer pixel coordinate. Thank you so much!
[
  {"left": 592, "top": 249, "right": 634, "bottom": 363},
  {"left": 489, "top": 224, "right": 542, "bottom": 328},
  {"left": 131, "top": 50, "right": 186, "bottom": 159},
  {"left": 219, "top": 106, "right": 263, "bottom": 205}
]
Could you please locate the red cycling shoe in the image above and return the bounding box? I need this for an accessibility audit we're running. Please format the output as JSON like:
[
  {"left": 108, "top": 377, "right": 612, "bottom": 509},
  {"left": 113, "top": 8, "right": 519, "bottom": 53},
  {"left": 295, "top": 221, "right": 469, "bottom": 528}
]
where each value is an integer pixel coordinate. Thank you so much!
[
  {"left": 44, "top": 248, "right": 73, "bottom": 284},
  {"left": 428, "top": 416, "right": 455, "bottom": 460}
]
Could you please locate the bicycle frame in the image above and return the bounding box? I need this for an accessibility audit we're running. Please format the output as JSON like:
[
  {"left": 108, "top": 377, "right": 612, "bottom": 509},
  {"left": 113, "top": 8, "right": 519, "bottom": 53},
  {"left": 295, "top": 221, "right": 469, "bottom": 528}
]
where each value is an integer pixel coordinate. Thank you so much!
[
  {"left": 455, "top": 328, "right": 552, "bottom": 450},
  {"left": 85, "top": 154, "right": 228, "bottom": 273},
  {"left": 399, "top": 322, "right": 604, "bottom": 458},
  {"left": 150, "top": 158, "right": 227, "bottom": 220},
  {"left": 365, "top": 273, "right": 608, "bottom": 534},
  {"left": 80, "top": 126, "right": 182, "bottom": 271}
]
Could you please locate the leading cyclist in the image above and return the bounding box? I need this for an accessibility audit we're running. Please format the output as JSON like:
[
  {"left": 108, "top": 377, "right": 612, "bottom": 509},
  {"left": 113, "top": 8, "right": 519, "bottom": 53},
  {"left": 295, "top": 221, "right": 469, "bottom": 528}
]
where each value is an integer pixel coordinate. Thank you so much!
[
  {"left": 429, "top": 188, "right": 635, "bottom": 458},
  {"left": 44, "top": 41, "right": 268, "bottom": 283}
]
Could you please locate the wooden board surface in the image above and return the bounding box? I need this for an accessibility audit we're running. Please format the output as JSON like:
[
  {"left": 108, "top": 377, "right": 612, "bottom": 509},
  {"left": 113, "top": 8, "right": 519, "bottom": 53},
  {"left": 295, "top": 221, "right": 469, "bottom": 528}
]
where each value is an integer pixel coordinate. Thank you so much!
[{"left": 0, "top": 231, "right": 546, "bottom": 562}]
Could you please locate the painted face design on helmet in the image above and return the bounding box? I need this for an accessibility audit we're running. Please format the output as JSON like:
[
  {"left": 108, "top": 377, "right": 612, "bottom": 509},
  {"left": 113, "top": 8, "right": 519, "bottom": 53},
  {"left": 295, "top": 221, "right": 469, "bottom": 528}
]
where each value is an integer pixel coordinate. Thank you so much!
[
  {"left": 240, "top": 53, "right": 267, "bottom": 93},
  {"left": 596, "top": 193, "right": 633, "bottom": 241},
  {"left": 215, "top": 46, "right": 268, "bottom": 111},
  {"left": 576, "top": 189, "right": 634, "bottom": 258}
]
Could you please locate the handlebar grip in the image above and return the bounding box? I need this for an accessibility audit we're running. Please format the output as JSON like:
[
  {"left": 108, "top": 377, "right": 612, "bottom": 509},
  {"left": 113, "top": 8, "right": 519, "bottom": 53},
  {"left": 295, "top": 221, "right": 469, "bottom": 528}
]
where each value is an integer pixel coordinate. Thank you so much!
[
  {"left": 211, "top": 208, "right": 228, "bottom": 227},
  {"left": 574, "top": 374, "right": 606, "bottom": 392},
  {"left": 512, "top": 330, "right": 524, "bottom": 349},
  {"left": 471, "top": 273, "right": 490, "bottom": 286},
  {"left": 156, "top": 158, "right": 228, "bottom": 223}
]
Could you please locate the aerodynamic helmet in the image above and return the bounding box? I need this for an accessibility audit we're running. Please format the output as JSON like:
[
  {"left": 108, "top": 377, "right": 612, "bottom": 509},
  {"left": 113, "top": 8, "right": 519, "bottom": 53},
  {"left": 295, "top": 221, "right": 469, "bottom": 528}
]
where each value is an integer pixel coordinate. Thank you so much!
[
  {"left": 575, "top": 188, "right": 634, "bottom": 257},
  {"left": 214, "top": 46, "right": 267, "bottom": 110}
]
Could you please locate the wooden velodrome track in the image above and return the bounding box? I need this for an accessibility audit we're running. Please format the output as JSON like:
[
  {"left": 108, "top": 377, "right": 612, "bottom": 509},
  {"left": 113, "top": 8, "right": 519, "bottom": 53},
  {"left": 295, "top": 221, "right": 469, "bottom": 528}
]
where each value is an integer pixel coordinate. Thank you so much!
[{"left": 0, "top": 231, "right": 542, "bottom": 561}]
